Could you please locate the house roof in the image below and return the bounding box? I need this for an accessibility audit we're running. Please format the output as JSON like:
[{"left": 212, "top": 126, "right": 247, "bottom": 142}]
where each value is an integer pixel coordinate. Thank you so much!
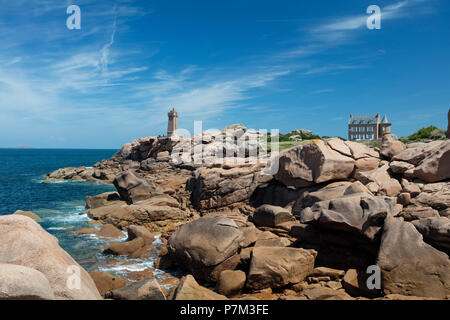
[
  {"left": 381, "top": 115, "right": 390, "bottom": 124},
  {"left": 349, "top": 114, "right": 379, "bottom": 125}
]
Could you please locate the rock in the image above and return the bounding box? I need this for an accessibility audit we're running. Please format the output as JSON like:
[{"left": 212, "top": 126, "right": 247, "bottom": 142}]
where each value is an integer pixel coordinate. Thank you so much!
[
  {"left": 275, "top": 140, "right": 355, "bottom": 188},
  {"left": 97, "top": 224, "right": 124, "bottom": 239},
  {"left": 156, "top": 151, "right": 171, "bottom": 162},
  {"left": 173, "top": 275, "right": 227, "bottom": 300},
  {"left": 86, "top": 192, "right": 121, "bottom": 209},
  {"left": 104, "top": 238, "right": 145, "bottom": 256},
  {"left": 289, "top": 135, "right": 302, "bottom": 141},
  {"left": 390, "top": 161, "right": 415, "bottom": 174},
  {"left": 167, "top": 217, "right": 244, "bottom": 282},
  {"left": 246, "top": 246, "right": 316, "bottom": 290},
  {"left": 187, "top": 163, "right": 272, "bottom": 211},
  {"left": 0, "top": 215, "right": 101, "bottom": 300},
  {"left": 127, "top": 225, "right": 155, "bottom": 244},
  {"left": 113, "top": 171, "right": 157, "bottom": 204},
  {"left": 394, "top": 140, "right": 450, "bottom": 183},
  {"left": 344, "top": 181, "right": 372, "bottom": 196},
  {"left": 412, "top": 217, "right": 450, "bottom": 254},
  {"left": 216, "top": 270, "right": 246, "bottom": 297},
  {"left": 342, "top": 269, "right": 382, "bottom": 298},
  {"left": 397, "top": 193, "right": 411, "bottom": 206},
  {"left": 441, "top": 208, "right": 450, "bottom": 218},
  {"left": 12, "top": 210, "right": 41, "bottom": 222},
  {"left": 327, "top": 138, "right": 352, "bottom": 157},
  {"left": 377, "top": 216, "right": 450, "bottom": 298},
  {"left": 89, "top": 271, "right": 127, "bottom": 296},
  {"left": 380, "top": 134, "right": 406, "bottom": 159},
  {"left": 344, "top": 140, "right": 379, "bottom": 159},
  {"left": 108, "top": 279, "right": 166, "bottom": 300},
  {"left": 301, "top": 286, "right": 353, "bottom": 300},
  {"left": 240, "top": 225, "right": 259, "bottom": 247},
  {"left": 399, "top": 206, "right": 440, "bottom": 221},
  {"left": 73, "top": 228, "right": 98, "bottom": 235},
  {"left": 311, "top": 267, "right": 345, "bottom": 280},
  {"left": 354, "top": 157, "right": 380, "bottom": 173},
  {"left": 414, "top": 182, "right": 450, "bottom": 211},
  {"left": 0, "top": 263, "right": 55, "bottom": 300},
  {"left": 254, "top": 237, "right": 291, "bottom": 247},
  {"left": 401, "top": 179, "right": 421, "bottom": 197},
  {"left": 299, "top": 193, "right": 398, "bottom": 241},
  {"left": 252, "top": 205, "right": 295, "bottom": 228},
  {"left": 355, "top": 164, "right": 402, "bottom": 196}
]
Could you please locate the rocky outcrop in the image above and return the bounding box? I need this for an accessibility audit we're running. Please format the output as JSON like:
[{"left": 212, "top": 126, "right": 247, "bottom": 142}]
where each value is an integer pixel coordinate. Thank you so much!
[
  {"left": 216, "top": 270, "right": 246, "bottom": 297},
  {"left": 276, "top": 140, "right": 355, "bottom": 188},
  {"left": 399, "top": 206, "right": 440, "bottom": 221},
  {"left": 246, "top": 246, "right": 316, "bottom": 290},
  {"left": 377, "top": 217, "right": 450, "bottom": 298},
  {"left": 187, "top": 163, "right": 272, "bottom": 211},
  {"left": 0, "top": 215, "right": 101, "bottom": 300},
  {"left": 252, "top": 205, "right": 295, "bottom": 228},
  {"left": 0, "top": 263, "right": 55, "bottom": 300},
  {"left": 413, "top": 182, "right": 450, "bottom": 211},
  {"left": 89, "top": 271, "right": 127, "bottom": 296},
  {"left": 168, "top": 217, "right": 244, "bottom": 282}
]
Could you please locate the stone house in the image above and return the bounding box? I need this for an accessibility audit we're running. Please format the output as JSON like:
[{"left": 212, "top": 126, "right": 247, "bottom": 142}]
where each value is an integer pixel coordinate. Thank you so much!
[{"left": 348, "top": 114, "right": 391, "bottom": 141}]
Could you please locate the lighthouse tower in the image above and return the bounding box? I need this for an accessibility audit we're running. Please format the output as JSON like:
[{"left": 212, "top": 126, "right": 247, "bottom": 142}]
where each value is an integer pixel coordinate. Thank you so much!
[{"left": 167, "top": 107, "right": 178, "bottom": 138}]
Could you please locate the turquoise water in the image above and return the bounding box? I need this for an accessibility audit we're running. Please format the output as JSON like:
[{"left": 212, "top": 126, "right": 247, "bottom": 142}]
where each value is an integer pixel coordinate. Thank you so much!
[{"left": 0, "top": 148, "right": 119, "bottom": 269}]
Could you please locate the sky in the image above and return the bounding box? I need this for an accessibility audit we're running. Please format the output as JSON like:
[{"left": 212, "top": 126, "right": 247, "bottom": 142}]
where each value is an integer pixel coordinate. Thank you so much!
[{"left": 0, "top": 0, "right": 449, "bottom": 148}]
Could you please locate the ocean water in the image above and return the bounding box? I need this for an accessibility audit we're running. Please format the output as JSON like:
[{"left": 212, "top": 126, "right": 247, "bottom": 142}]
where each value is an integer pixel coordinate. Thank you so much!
[{"left": 0, "top": 148, "right": 120, "bottom": 270}]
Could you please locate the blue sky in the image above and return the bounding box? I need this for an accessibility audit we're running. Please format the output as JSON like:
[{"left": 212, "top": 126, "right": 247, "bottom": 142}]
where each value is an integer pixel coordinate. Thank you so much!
[{"left": 0, "top": 0, "right": 449, "bottom": 148}]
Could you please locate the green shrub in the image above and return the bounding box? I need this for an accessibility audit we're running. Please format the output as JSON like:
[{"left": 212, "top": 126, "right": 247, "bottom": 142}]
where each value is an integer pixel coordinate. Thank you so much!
[{"left": 407, "top": 126, "right": 443, "bottom": 141}]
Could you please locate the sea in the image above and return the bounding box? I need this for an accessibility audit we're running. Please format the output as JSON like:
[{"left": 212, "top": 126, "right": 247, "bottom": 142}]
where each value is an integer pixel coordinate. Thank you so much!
[{"left": 0, "top": 148, "right": 164, "bottom": 280}]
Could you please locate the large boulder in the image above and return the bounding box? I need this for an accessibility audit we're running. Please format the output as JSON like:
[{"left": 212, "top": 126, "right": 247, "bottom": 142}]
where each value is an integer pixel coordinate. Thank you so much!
[
  {"left": 173, "top": 275, "right": 227, "bottom": 300},
  {"left": 12, "top": 210, "right": 41, "bottom": 222},
  {"left": 275, "top": 140, "right": 355, "bottom": 188},
  {"left": 113, "top": 171, "right": 157, "bottom": 204},
  {"left": 329, "top": 139, "right": 380, "bottom": 173},
  {"left": 377, "top": 216, "right": 450, "bottom": 298},
  {"left": 89, "top": 271, "right": 127, "bottom": 296},
  {"left": 0, "top": 263, "right": 55, "bottom": 300},
  {"left": 167, "top": 217, "right": 244, "bottom": 282},
  {"left": 412, "top": 217, "right": 450, "bottom": 254},
  {"left": 394, "top": 140, "right": 450, "bottom": 183},
  {"left": 0, "top": 215, "right": 101, "bottom": 300},
  {"left": 85, "top": 192, "right": 121, "bottom": 209},
  {"left": 399, "top": 206, "right": 440, "bottom": 221},
  {"left": 187, "top": 163, "right": 272, "bottom": 211},
  {"left": 246, "top": 246, "right": 316, "bottom": 290},
  {"left": 216, "top": 270, "right": 246, "bottom": 297},
  {"left": 299, "top": 193, "right": 398, "bottom": 241},
  {"left": 380, "top": 134, "right": 406, "bottom": 159}
]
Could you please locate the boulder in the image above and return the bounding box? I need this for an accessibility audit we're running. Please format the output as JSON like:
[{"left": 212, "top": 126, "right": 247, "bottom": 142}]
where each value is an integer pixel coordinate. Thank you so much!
[
  {"left": 390, "top": 161, "right": 415, "bottom": 174},
  {"left": 399, "top": 206, "right": 440, "bottom": 221},
  {"left": 108, "top": 279, "right": 165, "bottom": 300},
  {"left": 294, "top": 181, "right": 352, "bottom": 212},
  {"left": 412, "top": 217, "right": 450, "bottom": 254},
  {"left": 0, "top": 215, "right": 101, "bottom": 299},
  {"left": 377, "top": 216, "right": 450, "bottom": 298},
  {"left": 301, "top": 286, "right": 353, "bottom": 300},
  {"left": 73, "top": 228, "right": 97, "bottom": 235},
  {"left": 252, "top": 205, "right": 295, "bottom": 228},
  {"left": 343, "top": 140, "right": 379, "bottom": 159},
  {"left": 127, "top": 225, "right": 155, "bottom": 244},
  {"left": 246, "top": 246, "right": 316, "bottom": 290},
  {"left": 299, "top": 193, "right": 398, "bottom": 241},
  {"left": 354, "top": 157, "right": 380, "bottom": 173},
  {"left": 414, "top": 182, "right": 450, "bottom": 211},
  {"left": 380, "top": 134, "right": 406, "bottom": 159},
  {"left": 397, "top": 193, "right": 411, "bottom": 206},
  {"left": 12, "top": 210, "right": 41, "bottom": 222},
  {"left": 344, "top": 181, "right": 372, "bottom": 196},
  {"left": 167, "top": 217, "right": 244, "bottom": 282},
  {"left": 85, "top": 192, "right": 121, "bottom": 209},
  {"left": 0, "top": 263, "right": 55, "bottom": 300},
  {"left": 89, "top": 271, "right": 127, "bottom": 296},
  {"left": 96, "top": 224, "right": 124, "bottom": 239},
  {"left": 342, "top": 269, "right": 382, "bottom": 298},
  {"left": 311, "top": 267, "right": 345, "bottom": 280},
  {"left": 275, "top": 140, "right": 355, "bottom": 188},
  {"left": 216, "top": 270, "right": 246, "bottom": 297},
  {"left": 187, "top": 163, "right": 272, "bottom": 211},
  {"left": 355, "top": 164, "right": 402, "bottom": 196},
  {"left": 113, "top": 171, "right": 157, "bottom": 204},
  {"left": 394, "top": 140, "right": 450, "bottom": 183},
  {"left": 173, "top": 275, "right": 227, "bottom": 300},
  {"left": 103, "top": 238, "right": 145, "bottom": 256}
]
